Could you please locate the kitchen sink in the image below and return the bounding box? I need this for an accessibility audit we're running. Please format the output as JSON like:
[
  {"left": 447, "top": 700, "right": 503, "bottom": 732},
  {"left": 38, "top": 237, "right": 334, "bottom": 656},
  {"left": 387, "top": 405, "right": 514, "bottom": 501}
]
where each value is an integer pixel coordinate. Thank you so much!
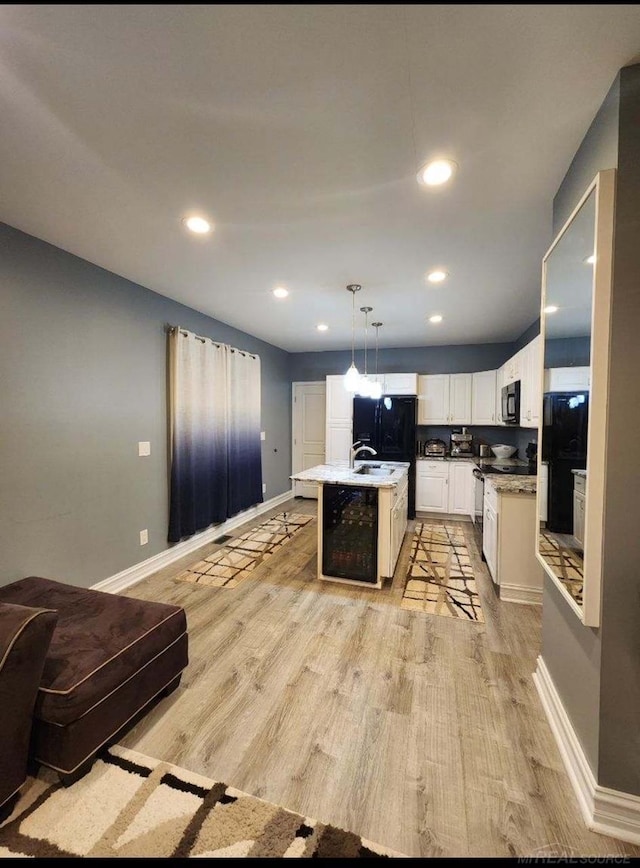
[{"left": 354, "top": 465, "right": 394, "bottom": 476}]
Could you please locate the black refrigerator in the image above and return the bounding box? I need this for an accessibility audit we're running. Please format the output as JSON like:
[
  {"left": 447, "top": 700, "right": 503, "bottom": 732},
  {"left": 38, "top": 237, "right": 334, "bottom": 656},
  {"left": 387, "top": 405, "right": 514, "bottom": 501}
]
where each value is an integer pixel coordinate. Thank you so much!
[
  {"left": 353, "top": 395, "right": 417, "bottom": 518},
  {"left": 542, "top": 392, "right": 589, "bottom": 534}
]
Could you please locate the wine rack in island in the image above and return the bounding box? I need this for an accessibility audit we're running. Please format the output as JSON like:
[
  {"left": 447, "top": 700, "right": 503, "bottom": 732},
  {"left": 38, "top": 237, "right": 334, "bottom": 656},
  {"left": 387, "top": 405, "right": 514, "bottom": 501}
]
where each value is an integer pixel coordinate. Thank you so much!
[{"left": 321, "top": 484, "right": 379, "bottom": 584}]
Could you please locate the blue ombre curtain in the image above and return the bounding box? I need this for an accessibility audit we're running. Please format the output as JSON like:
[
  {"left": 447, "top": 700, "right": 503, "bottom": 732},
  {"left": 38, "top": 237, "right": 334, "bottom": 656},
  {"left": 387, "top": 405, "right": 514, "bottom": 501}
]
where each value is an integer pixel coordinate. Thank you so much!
[
  {"left": 168, "top": 328, "right": 263, "bottom": 543},
  {"left": 227, "top": 348, "right": 263, "bottom": 516}
]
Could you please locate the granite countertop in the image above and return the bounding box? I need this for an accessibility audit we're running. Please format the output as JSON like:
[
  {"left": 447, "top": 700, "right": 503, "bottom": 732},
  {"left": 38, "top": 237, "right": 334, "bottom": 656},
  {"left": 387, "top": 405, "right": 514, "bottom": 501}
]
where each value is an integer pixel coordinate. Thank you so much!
[
  {"left": 484, "top": 475, "right": 537, "bottom": 496},
  {"left": 290, "top": 461, "right": 410, "bottom": 489},
  {"left": 416, "top": 455, "right": 529, "bottom": 468},
  {"left": 571, "top": 469, "right": 587, "bottom": 478}
]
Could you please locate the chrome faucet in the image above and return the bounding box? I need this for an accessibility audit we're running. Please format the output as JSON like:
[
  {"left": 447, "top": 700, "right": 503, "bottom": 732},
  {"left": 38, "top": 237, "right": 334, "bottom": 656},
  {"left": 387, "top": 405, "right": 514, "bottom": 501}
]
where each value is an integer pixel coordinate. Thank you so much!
[{"left": 350, "top": 441, "right": 377, "bottom": 469}]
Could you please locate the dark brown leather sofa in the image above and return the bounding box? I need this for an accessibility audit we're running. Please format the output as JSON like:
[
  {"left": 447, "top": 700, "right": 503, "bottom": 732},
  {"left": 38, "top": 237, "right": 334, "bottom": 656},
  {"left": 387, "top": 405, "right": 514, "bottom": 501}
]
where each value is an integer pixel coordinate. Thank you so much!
[
  {"left": 0, "top": 577, "right": 188, "bottom": 785},
  {"left": 0, "top": 601, "right": 58, "bottom": 817}
]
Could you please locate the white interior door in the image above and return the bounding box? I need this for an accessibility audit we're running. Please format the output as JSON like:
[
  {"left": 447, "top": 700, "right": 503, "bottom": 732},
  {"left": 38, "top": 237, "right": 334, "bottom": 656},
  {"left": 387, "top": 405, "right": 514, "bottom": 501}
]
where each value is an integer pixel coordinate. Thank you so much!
[{"left": 292, "top": 382, "right": 326, "bottom": 498}]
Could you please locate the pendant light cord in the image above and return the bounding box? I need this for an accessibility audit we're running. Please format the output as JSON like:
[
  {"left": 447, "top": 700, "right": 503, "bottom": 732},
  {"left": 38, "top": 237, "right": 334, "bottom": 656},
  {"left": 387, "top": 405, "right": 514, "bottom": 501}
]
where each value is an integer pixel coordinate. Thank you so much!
[{"left": 351, "top": 290, "right": 356, "bottom": 367}]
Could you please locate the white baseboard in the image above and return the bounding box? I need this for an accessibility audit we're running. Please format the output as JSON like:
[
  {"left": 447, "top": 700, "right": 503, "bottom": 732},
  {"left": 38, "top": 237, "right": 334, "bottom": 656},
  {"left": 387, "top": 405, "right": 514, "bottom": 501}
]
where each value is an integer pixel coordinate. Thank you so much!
[
  {"left": 500, "top": 583, "right": 542, "bottom": 606},
  {"left": 415, "top": 511, "right": 472, "bottom": 522},
  {"left": 92, "top": 488, "right": 294, "bottom": 595},
  {"left": 533, "top": 656, "right": 640, "bottom": 845}
]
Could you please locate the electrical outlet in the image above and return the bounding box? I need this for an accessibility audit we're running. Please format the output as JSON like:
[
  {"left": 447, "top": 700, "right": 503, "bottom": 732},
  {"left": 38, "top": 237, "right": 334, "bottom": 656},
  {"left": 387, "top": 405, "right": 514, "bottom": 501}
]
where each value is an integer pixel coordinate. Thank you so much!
[
  {"left": 262, "top": 483, "right": 267, "bottom": 494},
  {"left": 140, "top": 529, "right": 148, "bottom": 545},
  {"left": 138, "top": 441, "right": 151, "bottom": 457},
  {"left": 260, "top": 431, "right": 266, "bottom": 441}
]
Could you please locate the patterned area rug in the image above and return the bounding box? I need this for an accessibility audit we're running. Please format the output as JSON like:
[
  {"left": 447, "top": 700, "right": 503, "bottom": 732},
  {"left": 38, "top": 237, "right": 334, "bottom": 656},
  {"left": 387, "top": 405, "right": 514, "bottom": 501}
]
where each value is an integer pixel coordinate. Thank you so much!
[
  {"left": 0, "top": 746, "right": 402, "bottom": 858},
  {"left": 539, "top": 531, "right": 584, "bottom": 605},
  {"left": 175, "top": 513, "right": 314, "bottom": 589},
  {"left": 401, "top": 522, "right": 484, "bottom": 622}
]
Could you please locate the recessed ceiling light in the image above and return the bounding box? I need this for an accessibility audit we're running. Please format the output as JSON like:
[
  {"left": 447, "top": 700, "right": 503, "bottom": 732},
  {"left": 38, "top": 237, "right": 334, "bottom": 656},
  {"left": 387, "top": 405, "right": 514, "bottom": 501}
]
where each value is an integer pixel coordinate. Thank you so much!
[
  {"left": 429, "top": 314, "right": 443, "bottom": 324},
  {"left": 417, "top": 159, "right": 457, "bottom": 187},
  {"left": 317, "top": 323, "right": 329, "bottom": 332},
  {"left": 585, "top": 254, "right": 596, "bottom": 264},
  {"left": 184, "top": 215, "right": 212, "bottom": 235},
  {"left": 426, "top": 269, "right": 448, "bottom": 284},
  {"left": 544, "top": 305, "right": 558, "bottom": 314},
  {"left": 273, "top": 286, "right": 289, "bottom": 299}
]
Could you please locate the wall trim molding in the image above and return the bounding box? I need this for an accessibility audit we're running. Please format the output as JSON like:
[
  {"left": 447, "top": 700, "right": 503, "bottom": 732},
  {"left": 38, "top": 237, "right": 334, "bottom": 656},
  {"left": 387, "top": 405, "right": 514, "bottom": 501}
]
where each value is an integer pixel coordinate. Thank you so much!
[
  {"left": 91, "top": 489, "right": 295, "bottom": 595},
  {"left": 500, "top": 583, "right": 542, "bottom": 606},
  {"left": 533, "top": 655, "right": 640, "bottom": 845}
]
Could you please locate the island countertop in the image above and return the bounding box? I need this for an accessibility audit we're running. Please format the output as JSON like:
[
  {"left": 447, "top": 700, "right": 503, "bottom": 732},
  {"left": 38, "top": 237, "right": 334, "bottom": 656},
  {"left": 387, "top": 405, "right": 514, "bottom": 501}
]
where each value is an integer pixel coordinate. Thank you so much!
[{"left": 291, "top": 461, "right": 410, "bottom": 489}]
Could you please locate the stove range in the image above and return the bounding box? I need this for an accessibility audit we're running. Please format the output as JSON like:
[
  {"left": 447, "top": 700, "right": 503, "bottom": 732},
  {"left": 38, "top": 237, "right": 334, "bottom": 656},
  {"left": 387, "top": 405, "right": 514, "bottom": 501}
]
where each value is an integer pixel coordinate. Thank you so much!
[{"left": 477, "top": 463, "right": 537, "bottom": 476}]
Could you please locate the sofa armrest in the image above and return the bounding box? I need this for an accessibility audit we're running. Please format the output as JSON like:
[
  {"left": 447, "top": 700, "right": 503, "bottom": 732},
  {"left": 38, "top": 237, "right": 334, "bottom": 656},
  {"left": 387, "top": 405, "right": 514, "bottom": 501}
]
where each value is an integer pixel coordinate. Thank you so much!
[{"left": 0, "top": 602, "right": 57, "bottom": 810}]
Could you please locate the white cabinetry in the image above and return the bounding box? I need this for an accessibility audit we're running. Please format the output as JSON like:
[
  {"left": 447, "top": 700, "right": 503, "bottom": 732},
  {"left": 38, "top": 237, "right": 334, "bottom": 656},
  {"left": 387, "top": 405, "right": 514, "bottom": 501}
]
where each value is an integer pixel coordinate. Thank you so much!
[
  {"left": 382, "top": 373, "right": 418, "bottom": 395},
  {"left": 388, "top": 478, "right": 409, "bottom": 575},
  {"left": 448, "top": 462, "right": 474, "bottom": 515},
  {"left": 471, "top": 370, "right": 497, "bottom": 425},
  {"left": 503, "top": 350, "right": 523, "bottom": 385},
  {"left": 325, "top": 375, "right": 353, "bottom": 466},
  {"left": 520, "top": 335, "right": 542, "bottom": 428},
  {"left": 483, "top": 498, "right": 498, "bottom": 582},
  {"left": 538, "top": 463, "right": 548, "bottom": 523},
  {"left": 415, "top": 460, "right": 474, "bottom": 517},
  {"left": 418, "top": 374, "right": 471, "bottom": 424},
  {"left": 483, "top": 479, "right": 542, "bottom": 604},
  {"left": 417, "top": 375, "right": 450, "bottom": 425},
  {"left": 415, "top": 460, "right": 449, "bottom": 512},
  {"left": 449, "top": 374, "right": 472, "bottom": 424},
  {"left": 573, "top": 473, "right": 586, "bottom": 548},
  {"left": 544, "top": 367, "right": 590, "bottom": 392}
]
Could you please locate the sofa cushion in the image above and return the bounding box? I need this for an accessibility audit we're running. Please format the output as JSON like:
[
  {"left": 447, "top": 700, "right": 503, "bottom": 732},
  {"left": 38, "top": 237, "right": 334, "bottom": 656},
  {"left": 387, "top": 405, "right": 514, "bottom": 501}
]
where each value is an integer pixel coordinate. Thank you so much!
[
  {"left": 0, "top": 577, "right": 186, "bottom": 726},
  {"left": 0, "top": 601, "right": 58, "bottom": 807}
]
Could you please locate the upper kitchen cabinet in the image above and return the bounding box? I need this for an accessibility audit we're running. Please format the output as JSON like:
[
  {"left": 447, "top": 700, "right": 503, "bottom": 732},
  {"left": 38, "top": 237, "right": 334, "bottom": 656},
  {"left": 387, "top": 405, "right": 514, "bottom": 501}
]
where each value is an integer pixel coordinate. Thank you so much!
[
  {"left": 325, "top": 375, "right": 353, "bottom": 466},
  {"left": 449, "top": 374, "right": 472, "bottom": 423},
  {"left": 418, "top": 374, "right": 471, "bottom": 424},
  {"left": 382, "top": 373, "right": 418, "bottom": 395},
  {"left": 520, "top": 335, "right": 542, "bottom": 428},
  {"left": 502, "top": 349, "right": 523, "bottom": 385},
  {"left": 544, "top": 366, "right": 590, "bottom": 392},
  {"left": 418, "top": 374, "right": 449, "bottom": 424},
  {"left": 471, "top": 370, "right": 497, "bottom": 425},
  {"left": 536, "top": 169, "right": 616, "bottom": 628}
]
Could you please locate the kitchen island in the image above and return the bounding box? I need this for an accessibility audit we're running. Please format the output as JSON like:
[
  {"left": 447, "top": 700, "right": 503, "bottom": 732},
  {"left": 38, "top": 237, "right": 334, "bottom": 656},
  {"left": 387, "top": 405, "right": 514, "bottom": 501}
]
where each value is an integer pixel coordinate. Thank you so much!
[{"left": 290, "top": 462, "right": 409, "bottom": 589}]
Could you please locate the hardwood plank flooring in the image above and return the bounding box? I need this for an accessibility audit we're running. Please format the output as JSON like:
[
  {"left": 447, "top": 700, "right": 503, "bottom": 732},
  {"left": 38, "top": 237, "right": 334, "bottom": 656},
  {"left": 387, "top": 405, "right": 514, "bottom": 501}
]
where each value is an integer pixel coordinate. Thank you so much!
[{"left": 120, "top": 499, "right": 638, "bottom": 858}]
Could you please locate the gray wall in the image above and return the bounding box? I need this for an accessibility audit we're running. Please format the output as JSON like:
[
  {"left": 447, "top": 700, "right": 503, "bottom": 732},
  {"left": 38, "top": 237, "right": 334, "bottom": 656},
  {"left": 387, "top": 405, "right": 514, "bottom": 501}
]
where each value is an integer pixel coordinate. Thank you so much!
[
  {"left": 540, "top": 71, "right": 620, "bottom": 779},
  {"left": 514, "top": 318, "right": 591, "bottom": 368},
  {"left": 597, "top": 64, "right": 640, "bottom": 794},
  {"left": 291, "top": 342, "right": 514, "bottom": 382},
  {"left": 545, "top": 336, "right": 591, "bottom": 369},
  {"left": 0, "top": 222, "right": 292, "bottom": 589},
  {"left": 553, "top": 75, "right": 621, "bottom": 236}
]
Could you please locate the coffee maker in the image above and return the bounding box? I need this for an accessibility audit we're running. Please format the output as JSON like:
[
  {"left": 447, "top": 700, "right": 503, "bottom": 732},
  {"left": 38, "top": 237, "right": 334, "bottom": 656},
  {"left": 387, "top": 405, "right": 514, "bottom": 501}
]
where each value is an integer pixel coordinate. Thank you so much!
[{"left": 450, "top": 429, "right": 473, "bottom": 457}]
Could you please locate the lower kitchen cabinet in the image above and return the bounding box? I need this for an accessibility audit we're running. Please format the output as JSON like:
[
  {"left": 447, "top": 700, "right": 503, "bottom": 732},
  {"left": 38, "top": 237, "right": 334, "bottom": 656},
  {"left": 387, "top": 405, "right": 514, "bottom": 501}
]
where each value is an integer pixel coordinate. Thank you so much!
[
  {"left": 415, "top": 460, "right": 474, "bottom": 517},
  {"left": 448, "top": 462, "right": 474, "bottom": 515},
  {"left": 415, "top": 462, "right": 449, "bottom": 513},
  {"left": 482, "top": 479, "right": 542, "bottom": 605},
  {"left": 573, "top": 473, "right": 586, "bottom": 548}
]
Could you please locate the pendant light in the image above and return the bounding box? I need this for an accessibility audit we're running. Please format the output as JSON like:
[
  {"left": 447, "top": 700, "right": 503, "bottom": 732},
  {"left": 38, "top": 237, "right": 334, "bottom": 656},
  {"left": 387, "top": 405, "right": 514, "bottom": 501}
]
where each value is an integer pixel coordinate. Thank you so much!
[
  {"left": 357, "top": 306, "right": 374, "bottom": 397},
  {"left": 343, "top": 284, "right": 362, "bottom": 392},
  {"left": 370, "top": 321, "right": 383, "bottom": 400}
]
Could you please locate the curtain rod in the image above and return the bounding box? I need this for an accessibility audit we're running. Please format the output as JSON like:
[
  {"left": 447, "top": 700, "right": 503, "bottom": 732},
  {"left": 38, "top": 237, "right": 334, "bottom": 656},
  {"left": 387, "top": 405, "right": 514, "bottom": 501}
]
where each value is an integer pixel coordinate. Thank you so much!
[{"left": 166, "top": 325, "right": 257, "bottom": 359}]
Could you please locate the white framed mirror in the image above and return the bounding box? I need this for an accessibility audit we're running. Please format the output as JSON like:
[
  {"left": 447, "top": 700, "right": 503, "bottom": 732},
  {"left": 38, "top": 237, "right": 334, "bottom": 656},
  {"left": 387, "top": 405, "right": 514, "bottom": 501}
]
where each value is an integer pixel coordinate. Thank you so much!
[{"left": 536, "top": 169, "right": 615, "bottom": 627}]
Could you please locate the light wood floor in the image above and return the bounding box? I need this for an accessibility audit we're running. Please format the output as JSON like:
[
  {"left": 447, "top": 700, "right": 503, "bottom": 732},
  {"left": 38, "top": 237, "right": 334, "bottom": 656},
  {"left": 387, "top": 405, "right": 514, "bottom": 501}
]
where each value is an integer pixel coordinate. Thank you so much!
[{"left": 121, "top": 499, "right": 637, "bottom": 858}]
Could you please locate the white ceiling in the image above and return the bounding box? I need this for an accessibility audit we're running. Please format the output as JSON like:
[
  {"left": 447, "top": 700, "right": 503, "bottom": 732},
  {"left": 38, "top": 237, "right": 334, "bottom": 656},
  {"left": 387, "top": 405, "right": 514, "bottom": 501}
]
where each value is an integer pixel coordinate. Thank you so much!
[{"left": 1, "top": 5, "right": 640, "bottom": 352}]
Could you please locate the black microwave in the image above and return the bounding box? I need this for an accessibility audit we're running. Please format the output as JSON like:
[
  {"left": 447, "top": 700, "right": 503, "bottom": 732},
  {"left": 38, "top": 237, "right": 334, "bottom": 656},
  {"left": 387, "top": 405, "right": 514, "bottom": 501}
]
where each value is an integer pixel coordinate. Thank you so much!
[{"left": 501, "top": 380, "right": 521, "bottom": 425}]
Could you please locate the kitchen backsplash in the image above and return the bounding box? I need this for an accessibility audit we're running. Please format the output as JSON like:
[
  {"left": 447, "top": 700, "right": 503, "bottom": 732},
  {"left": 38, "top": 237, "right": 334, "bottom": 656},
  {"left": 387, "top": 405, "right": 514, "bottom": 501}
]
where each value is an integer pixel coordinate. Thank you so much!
[{"left": 416, "top": 425, "right": 536, "bottom": 459}]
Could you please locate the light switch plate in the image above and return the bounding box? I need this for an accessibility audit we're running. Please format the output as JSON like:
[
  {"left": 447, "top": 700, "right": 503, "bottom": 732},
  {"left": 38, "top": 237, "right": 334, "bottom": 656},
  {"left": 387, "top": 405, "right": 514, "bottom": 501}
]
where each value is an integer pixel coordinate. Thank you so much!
[
  {"left": 140, "top": 529, "right": 149, "bottom": 545},
  {"left": 138, "top": 441, "right": 151, "bottom": 457},
  {"left": 260, "top": 431, "right": 266, "bottom": 441}
]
